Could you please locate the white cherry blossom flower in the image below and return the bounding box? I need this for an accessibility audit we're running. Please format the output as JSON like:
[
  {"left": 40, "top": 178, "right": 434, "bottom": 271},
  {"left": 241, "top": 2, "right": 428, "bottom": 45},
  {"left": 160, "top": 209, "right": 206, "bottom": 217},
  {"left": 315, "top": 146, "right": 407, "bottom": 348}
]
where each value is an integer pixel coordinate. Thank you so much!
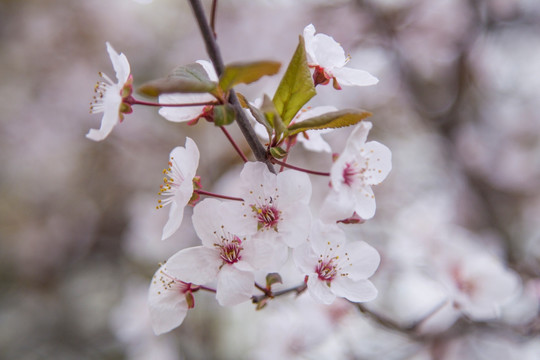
[
  {"left": 439, "top": 249, "right": 521, "bottom": 322},
  {"left": 320, "top": 121, "right": 391, "bottom": 222},
  {"left": 157, "top": 137, "right": 200, "bottom": 240},
  {"left": 294, "top": 221, "right": 380, "bottom": 304},
  {"left": 164, "top": 198, "right": 274, "bottom": 306},
  {"left": 148, "top": 262, "right": 193, "bottom": 335},
  {"left": 87, "top": 42, "right": 132, "bottom": 141},
  {"left": 303, "top": 24, "right": 379, "bottom": 89},
  {"left": 158, "top": 60, "right": 218, "bottom": 123},
  {"left": 228, "top": 162, "right": 312, "bottom": 253}
]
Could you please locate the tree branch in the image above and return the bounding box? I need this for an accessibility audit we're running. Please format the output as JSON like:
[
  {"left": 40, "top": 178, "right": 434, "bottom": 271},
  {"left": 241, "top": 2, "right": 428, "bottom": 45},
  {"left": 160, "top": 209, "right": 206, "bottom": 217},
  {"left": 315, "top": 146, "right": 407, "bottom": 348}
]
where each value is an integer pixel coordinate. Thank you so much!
[{"left": 188, "top": 0, "right": 275, "bottom": 173}]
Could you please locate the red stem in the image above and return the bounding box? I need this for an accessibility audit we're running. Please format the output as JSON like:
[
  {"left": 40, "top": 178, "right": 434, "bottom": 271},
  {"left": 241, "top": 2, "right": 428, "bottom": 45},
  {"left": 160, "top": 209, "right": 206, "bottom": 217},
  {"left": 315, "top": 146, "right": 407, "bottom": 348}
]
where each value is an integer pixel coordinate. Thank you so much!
[
  {"left": 220, "top": 126, "right": 248, "bottom": 163},
  {"left": 131, "top": 98, "right": 218, "bottom": 107},
  {"left": 271, "top": 158, "right": 330, "bottom": 176},
  {"left": 195, "top": 189, "right": 243, "bottom": 202}
]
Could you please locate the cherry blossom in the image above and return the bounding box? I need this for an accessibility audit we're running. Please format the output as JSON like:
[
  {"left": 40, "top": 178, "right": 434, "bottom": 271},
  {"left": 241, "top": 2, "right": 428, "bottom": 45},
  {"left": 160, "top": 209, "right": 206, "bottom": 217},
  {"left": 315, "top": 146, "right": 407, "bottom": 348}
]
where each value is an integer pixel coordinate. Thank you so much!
[
  {"left": 158, "top": 60, "right": 218, "bottom": 123},
  {"left": 157, "top": 137, "right": 200, "bottom": 240},
  {"left": 294, "top": 221, "right": 380, "bottom": 305},
  {"left": 87, "top": 42, "right": 132, "bottom": 141},
  {"left": 320, "top": 121, "right": 391, "bottom": 222},
  {"left": 148, "top": 262, "right": 193, "bottom": 335},
  {"left": 164, "top": 198, "right": 276, "bottom": 306},
  {"left": 438, "top": 248, "right": 521, "bottom": 322},
  {"left": 303, "top": 24, "right": 379, "bottom": 89},
  {"left": 227, "top": 162, "right": 312, "bottom": 254}
]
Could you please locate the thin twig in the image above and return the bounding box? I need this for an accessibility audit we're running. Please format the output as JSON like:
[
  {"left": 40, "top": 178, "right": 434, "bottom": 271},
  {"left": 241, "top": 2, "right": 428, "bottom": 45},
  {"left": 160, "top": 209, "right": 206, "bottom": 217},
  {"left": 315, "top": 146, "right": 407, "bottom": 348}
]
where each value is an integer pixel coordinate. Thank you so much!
[
  {"left": 220, "top": 126, "right": 248, "bottom": 163},
  {"left": 195, "top": 189, "right": 243, "bottom": 202},
  {"left": 188, "top": 0, "right": 275, "bottom": 173},
  {"left": 210, "top": 0, "right": 218, "bottom": 38},
  {"left": 271, "top": 158, "right": 330, "bottom": 176}
]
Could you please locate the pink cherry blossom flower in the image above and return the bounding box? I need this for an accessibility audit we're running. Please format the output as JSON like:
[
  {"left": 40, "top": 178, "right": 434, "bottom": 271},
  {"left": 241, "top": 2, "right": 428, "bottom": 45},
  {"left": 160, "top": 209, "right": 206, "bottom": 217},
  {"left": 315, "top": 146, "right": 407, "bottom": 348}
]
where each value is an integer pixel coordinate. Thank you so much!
[
  {"left": 294, "top": 221, "right": 380, "bottom": 305},
  {"left": 303, "top": 24, "right": 378, "bottom": 89},
  {"left": 320, "top": 121, "right": 391, "bottom": 222},
  {"left": 87, "top": 42, "right": 133, "bottom": 141},
  {"left": 157, "top": 137, "right": 200, "bottom": 240},
  {"left": 164, "top": 198, "right": 274, "bottom": 306},
  {"left": 228, "top": 162, "right": 312, "bottom": 253},
  {"left": 158, "top": 60, "right": 218, "bottom": 123}
]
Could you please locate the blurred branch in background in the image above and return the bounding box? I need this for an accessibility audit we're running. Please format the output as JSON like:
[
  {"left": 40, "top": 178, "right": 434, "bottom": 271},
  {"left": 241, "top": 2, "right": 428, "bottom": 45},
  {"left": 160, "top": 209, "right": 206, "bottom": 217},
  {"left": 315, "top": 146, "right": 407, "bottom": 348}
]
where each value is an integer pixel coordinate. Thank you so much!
[{"left": 1, "top": 0, "right": 539, "bottom": 359}]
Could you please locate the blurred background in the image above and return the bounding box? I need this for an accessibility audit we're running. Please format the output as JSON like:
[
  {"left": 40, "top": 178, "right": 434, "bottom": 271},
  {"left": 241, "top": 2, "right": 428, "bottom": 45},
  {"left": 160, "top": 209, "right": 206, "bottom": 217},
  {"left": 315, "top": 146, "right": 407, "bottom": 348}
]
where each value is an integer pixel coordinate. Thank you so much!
[{"left": 1, "top": 0, "right": 540, "bottom": 359}]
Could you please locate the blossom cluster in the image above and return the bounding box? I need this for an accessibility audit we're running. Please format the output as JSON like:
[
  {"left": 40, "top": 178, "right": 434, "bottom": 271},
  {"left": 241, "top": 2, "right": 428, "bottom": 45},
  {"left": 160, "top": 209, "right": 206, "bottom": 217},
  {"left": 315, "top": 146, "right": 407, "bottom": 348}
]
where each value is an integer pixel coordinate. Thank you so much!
[{"left": 87, "top": 24, "right": 392, "bottom": 335}]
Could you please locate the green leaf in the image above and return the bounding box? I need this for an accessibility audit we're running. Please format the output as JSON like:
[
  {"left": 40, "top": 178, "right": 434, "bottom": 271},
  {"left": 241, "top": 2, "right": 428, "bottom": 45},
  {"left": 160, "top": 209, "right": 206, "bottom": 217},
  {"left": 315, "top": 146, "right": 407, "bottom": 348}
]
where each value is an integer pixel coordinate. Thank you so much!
[
  {"left": 219, "top": 61, "right": 281, "bottom": 91},
  {"left": 137, "top": 63, "right": 217, "bottom": 97},
  {"left": 265, "top": 273, "right": 283, "bottom": 287},
  {"left": 261, "top": 94, "right": 285, "bottom": 141},
  {"left": 272, "top": 35, "right": 316, "bottom": 126},
  {"left": 269, "top": 146, "right": 287, "bottom": 159},
  {"left": 286, "top": 109, "right": 372, "bottom": 136},
  {"left": 213, "top": 104, "right": 236, "bottom": 126}
]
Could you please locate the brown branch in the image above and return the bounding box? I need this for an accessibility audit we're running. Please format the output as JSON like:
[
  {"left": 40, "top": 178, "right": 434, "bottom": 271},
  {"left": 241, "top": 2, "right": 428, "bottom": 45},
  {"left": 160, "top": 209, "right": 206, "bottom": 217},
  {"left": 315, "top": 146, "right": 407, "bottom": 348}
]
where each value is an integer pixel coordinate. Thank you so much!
[{"left": 187, "top": 0, "right": 275, "bottom": 173}]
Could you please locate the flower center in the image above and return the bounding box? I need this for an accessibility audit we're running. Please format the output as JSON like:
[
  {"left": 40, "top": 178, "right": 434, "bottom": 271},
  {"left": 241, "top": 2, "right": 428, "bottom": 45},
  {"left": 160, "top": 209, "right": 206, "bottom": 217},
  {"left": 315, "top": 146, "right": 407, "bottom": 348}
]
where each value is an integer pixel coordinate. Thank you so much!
[
  {"left": 216, "top": 235, "right": 243, "bottom": 264},
  {"left": 156, "top": 156, "right": 185, "bottom": 210},
  {"left": 89, "top": 73, "right": 133, "bottom": 122},
  {"left": 316, "top": 258, "right": 338, "bottom": 282},
  {"left": 312, "top": 65, "right": 332, "bottom": 87},
  {"left": 252, "top": 202, "right": 280, "bottom": 231},
  {"left": 342, "top": 161, "right": 365, "bottom": 187}
]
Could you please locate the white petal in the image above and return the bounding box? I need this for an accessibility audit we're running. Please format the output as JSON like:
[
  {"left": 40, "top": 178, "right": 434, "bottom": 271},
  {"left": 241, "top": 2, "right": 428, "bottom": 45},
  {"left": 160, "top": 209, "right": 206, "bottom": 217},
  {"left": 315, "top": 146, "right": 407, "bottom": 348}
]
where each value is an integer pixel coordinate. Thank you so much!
[
  {"left": 216, "top": 266, "right": 254, "bottom": 306},
  {"left": 309, "top": 221, "right": 346, "bottom": 255},
  {"left": 307, "top": 275, "right": 336, "bottom": 304},
  {"left": 196, "top": 60, "right": 219, "bottom": 82},
  {"left": 161, "top": 201, "right": 185, "bottom": 240},
  {"left": 346, "top": 121, "right": 372, "bottom": 150},
  {"left": 319, "top": 189, "right": 355, "bottom": 223},
  {"left": 276, "top": 170, "right": 312, "bottom": 205},
  {"left": 148, "top": 265, "right": 188, "bottom": 335},
  {"left": 160, "top": 138, "right": 200, "bottom": 240},
  {"left": 171, "top": 137, "right": 200, "bottom": 180},
  {"left": 293, "top": 243, "right": 317, "bottom": 274},
  {"left": 106, "top": 42, "right": 131, "bottom": 84},
  {"left": 344, "top": 241, "right": 381, "bottom": 280},
  {"left": 85, "top": 90, "right": 122, "bottom": 141},
  {"left": 364, "top": 141, "right": 392, "bottom": 185},
  {"left": 221, "top": 202, "right": 258, "bottom": 236},
  {"left": 158, "top": 93, "right": 214, "bottom": 123},
  {"left": 332, "top": 66, "right": 379, "bottom": 87},
  {"left": 331, "top": 277, "right": 378, "bottom": 303},
  {"left": 352, "top": 185, "right": 376, "bottom": 220},
  {"left": 166, "top": 246, "right": 221, "bottom": 284},
  {"left": 242, "top": 233, "right": 289, "bottom": 271},
  {"left": 275, "top": 202, "right": 311, "bottom": 248},
  {"left": 303, "top": 24, "right": 317, "bottom": 64},
  {"left": 297, "top": 130, "right": 333, "bottom": 153},
  {"left": 311, "top": 32, "right": 347, "bottom": 69},
  {"left": 239, "top": 162, "right": 276, "bottom": 202},
  {"left": 192, "top": 198, "right": 226, "bottom": 248}
]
